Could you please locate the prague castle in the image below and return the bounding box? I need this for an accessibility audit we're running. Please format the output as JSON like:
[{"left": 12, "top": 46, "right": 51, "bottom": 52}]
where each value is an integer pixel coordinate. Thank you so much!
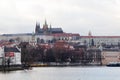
[{"left": 35, "top": 20, "right": 63, "bottom": 35}]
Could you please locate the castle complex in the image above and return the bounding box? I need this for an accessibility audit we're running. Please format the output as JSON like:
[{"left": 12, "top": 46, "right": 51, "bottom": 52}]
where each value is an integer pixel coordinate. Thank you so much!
[
  {"left": 1, "top": 20, "right": 120, "bottom": 48},
  {"left": 0, "top": 20, "right": 79, "bottom": 43}
]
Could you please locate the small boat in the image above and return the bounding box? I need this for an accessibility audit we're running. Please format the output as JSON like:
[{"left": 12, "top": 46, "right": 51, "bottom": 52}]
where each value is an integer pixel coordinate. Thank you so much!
[{"left": 106, "top": 62, "right": 120, "bottom": 67}]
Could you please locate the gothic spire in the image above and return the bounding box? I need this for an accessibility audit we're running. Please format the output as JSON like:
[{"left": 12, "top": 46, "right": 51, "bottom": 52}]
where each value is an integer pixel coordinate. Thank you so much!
[
  {"left": 43, "top": 19, "right": 48, "bottom": 30},
  {"left": 45, "top": 19, "right": 47, "bottom": 25},
  {"left": 35, "top": 21, "right": 40, "bottom": 34}
]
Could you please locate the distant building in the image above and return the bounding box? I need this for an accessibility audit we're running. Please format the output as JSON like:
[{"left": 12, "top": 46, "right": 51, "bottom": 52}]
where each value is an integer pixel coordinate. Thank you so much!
[
  {"left": 51, "top": 33, "right": 80, "bottom": 41},
  {"left": 101, "top": 50, "right": 120, "bottom": 65},
  {"left": 4, "top": 46, "right": 21, "bottom": 65},
  {"left": 54, "top": 40, "right": 69, "bottom": 49},
  {"left": 80, "top": 31, "right": 120, "bottom": 47},
  {"left": 0, "top": 33, "right": 54, "bottom": 44},
  {"left": 0, "top": 20, "right": 80, "bottom": 44},
  {"left": 35, "top": 20, "right": 63, "bottom": 35},
  {"left": 0, "top": 45, "right": 21, "bottom": 66},
  {"left": 86, "top": 48, "right": 101, "bottom": 64},
  {"left": 0, "top": 47, "right": 4, "bottom": 65}
]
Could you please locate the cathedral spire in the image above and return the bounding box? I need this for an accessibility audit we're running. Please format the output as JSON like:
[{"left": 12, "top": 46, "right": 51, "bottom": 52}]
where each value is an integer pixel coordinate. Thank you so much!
[
  {"left": 36, "top": 21, "right": 40, "bottom": 27},
  {"left": 43, "top": 19, "right": 48, "bottom": 30},
  {"left": 45, "top": 19, "right": 47, "bottom": 25},
  {"left": 35, "top": 21, "right": 40, "bottom": 34}
]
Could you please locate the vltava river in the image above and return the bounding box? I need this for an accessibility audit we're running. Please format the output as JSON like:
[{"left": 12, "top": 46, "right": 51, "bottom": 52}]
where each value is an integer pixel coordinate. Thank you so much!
[{"left": 0, "top": 67, "right": 120, "bottom": 80}]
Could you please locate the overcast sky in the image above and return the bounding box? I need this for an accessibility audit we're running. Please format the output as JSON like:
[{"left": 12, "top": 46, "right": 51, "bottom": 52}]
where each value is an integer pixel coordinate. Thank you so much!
[{"left": 1, "top": 0, "right": 120, "bottom": 36}]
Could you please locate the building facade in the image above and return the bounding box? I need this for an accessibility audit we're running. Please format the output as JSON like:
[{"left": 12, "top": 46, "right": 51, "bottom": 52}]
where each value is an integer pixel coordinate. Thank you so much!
[
  {"left": 80, "top": 36, "right": 120, "bottom": 46},
  {"left": 0, "top": 45, "right": 21, "bottom": 66},
  {"left": 0, "top": 47, "right": 4, "bottom": 65},
  {"left": 86, "top": 48, "right": 101, "bottom": 64},
  {"left": 51, "top": 33, "right": 80, "bottom": 41},
  {"left": 101, "top": 50, "right": 120, "bottom": 65},
  {"left": 80, "top": 32, "right": 120, "bottom": 47},
  {"left": 4, "top": 46, "right": 21, "bottom": 65}
]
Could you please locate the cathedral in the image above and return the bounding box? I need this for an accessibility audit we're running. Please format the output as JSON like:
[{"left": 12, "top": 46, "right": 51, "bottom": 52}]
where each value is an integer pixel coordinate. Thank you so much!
[{"left": 35, "top": 20, "right": 63, "bottom": 35}]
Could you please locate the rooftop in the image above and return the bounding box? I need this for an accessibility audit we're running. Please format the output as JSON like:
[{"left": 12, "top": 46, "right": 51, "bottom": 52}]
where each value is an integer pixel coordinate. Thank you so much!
[
  {"left": 4, "top": 47, "right": 20, "bottom": 52},
  {"left": 81, "top": 36, "right": 120, "bottom": 38}
]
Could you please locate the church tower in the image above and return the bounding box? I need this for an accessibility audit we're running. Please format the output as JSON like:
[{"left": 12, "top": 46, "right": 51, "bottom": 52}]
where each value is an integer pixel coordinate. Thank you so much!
[
  {"left": 43, "top": 20, "right": 48, "bottom": 34},
  {"left": 43, "top": 20, "right": 48, "bottom": 30},
  {"left": 88, "top": 30, "right": 93, "bottom": 47},
  {"left": 35, "top": 22, "right": 40, "bottom": 34},
  {"left": 88, "top": 30, "right": 92, "bottom": 36}
]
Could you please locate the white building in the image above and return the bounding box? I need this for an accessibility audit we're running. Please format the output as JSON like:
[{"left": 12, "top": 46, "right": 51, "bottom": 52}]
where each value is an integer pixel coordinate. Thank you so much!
[
  {"left": 4, "top": 46, "right": 21, "bottom": 65},
  {"left": 80, "top": 36, "right": 120, "bottom": 46},
  {"left": 0, "top": 47, "right": 4, "bottom": 65},
  {"left": 0, "top": 34, "right": 32, "bottom": 42},
  {"left": 51, "top": 33, "right": 80, "bottom": 41},
  {"left": 35, "top": 35, "right": 54, "bottom": 43},
  {"left": 80, "top": 31, "right": 120, "bottom": 46},
  {"left": 0, "top": 33, "right": 80, "bottom": 44},
  {"left": 0, "top": 33, "right": 54, "bottom": 44}
]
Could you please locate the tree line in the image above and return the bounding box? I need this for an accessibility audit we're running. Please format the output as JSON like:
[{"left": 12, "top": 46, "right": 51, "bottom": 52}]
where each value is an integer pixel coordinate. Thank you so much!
[{"left": 19, "top": 42, "right": 101, "bottom": 64}]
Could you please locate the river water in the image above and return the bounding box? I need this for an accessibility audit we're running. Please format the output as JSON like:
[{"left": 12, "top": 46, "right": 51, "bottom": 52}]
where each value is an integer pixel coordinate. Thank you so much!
[{"left": 0, "top": 67, "right": 120, "bottom": 80}]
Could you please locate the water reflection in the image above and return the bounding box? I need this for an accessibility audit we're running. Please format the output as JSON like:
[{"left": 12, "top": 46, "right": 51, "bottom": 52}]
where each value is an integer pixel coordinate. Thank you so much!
[{"left": 0, "top": 67, "right": 120, "bottom": 80}]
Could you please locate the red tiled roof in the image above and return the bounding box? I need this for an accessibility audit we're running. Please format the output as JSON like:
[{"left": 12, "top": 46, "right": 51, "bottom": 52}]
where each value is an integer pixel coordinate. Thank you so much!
[
  {"left": 81, "top": 36, "right": 120, "bottom": 38},
  {"left": 0, "top": 41, "right": 15, "bottom": 47},
  {"left": 50, "top": 33, "right": 80, "bottom": 37}
]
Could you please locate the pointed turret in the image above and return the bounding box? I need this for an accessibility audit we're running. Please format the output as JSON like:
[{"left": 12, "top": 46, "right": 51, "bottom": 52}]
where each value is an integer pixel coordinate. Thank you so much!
[
  {"left": 43, "top": 19, "right": 48, "bottom": 31},
  {"left": 35, "top": 22, "right": 40, "bottom": 34},
  {"left": 45, "top": 19, "right": 47, "bottom": 25}
]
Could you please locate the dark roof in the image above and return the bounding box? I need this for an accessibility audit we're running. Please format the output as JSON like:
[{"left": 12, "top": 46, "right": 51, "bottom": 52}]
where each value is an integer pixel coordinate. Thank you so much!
[
  {"left": 87, "top": 49, "right": 101, "bottom": 52},
  {"left": 74, "top": 45, "right": 87, "bottom": 48},
  {"left": 103, "top": 48, "right": 119, "bottom": 51},
  {"left": 51, "top": 33, "right": 80, "bottom": 37},
  {"left": 4, "top": 47, "right": 20, "bottom": 52},
  {"left": 38, "top": 28, "right": 63, "bottom": 34},
  {"left": 51, "top": 28, "right": 63, "bottom": 32},
  {"left": 2, "top": 33, "right": 32, "bottom": 36}
]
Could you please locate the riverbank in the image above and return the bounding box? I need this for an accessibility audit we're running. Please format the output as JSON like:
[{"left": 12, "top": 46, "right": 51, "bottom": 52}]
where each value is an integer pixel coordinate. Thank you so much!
[
  {"left": 0, "top": 66, "right": 23, "bottom": 71},
  {"left": 0, "top": 63, "right": 102, "bottom": 71},
  {"left": 0, "top": 67, "right": 23, "bottom": 71},
  {"left": 30, "top": 62, "right": 102, "bottom": 67},
  {"left": 0, "top": 64, "right": 32, "bottom": 71}
]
